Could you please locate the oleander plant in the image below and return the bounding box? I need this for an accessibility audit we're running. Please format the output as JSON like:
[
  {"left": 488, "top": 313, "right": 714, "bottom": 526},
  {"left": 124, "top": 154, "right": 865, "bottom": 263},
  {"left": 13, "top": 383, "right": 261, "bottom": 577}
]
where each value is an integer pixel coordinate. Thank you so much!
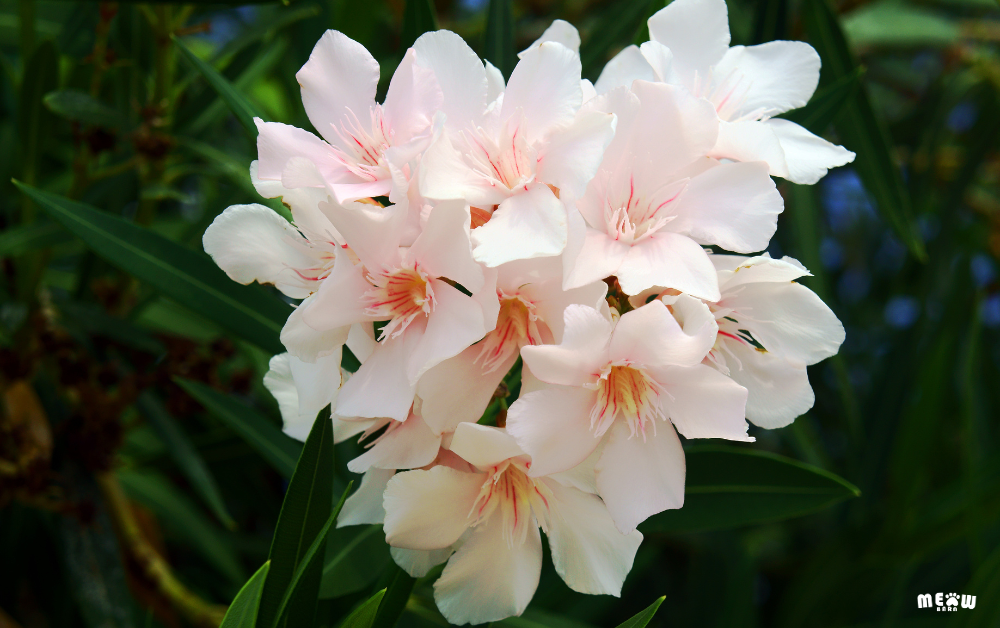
[{"left": 2, "top": 0, "right": 1000, "bottom": 627}]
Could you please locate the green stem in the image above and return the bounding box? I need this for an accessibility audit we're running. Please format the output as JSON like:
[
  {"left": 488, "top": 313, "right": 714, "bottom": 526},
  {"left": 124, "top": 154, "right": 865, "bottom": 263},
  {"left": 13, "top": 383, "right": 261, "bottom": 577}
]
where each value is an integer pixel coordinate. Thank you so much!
[{"left": 19, "top": 0, "right": 35, "bottom": 59}]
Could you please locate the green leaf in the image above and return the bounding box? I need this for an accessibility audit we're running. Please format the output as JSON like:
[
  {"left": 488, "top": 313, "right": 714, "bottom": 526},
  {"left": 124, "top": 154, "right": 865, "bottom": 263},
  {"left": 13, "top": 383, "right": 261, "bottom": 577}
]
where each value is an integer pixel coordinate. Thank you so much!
[
  {"left": 339, "top": 589, "right": 386, "bottom": 628},
  {"left": 843, "top": 0, "right": 959, "bottom": 48},
  {"left": 221, "top": 562, "right": 271, "bottom": 628},
  {"left": 320, "top": 525, "right": 392, "bottom": 598},
  {"left": 0, "top": 221, "right": 71, "bottom": 257},
  {"left": 136, "top": 392, "right": 235, "bottom": 529},
  {"left": 614, "top": 596, "right": 665, "bottom": 628},
  {"left": 640, "top": 445, "right": 860, "bottom": 533},
  {"left": 781, "top": 67, "right": 863, "bottom": 135},
  {"left": 13, "top": 182, "right": 289, "bottom": 355},
  {"left": 400, "top": 0, "right": 437, "bottom": 51},
  {"left": 484, "top": 0, "right": 515, "bottom": 79},
  {"left": 118, "top": 469, "right": 246, "bottom": 585},
  {"left": 174, "top": 377, "right": 302, "bottom": 479},
  {"left": 801, "top": 0, "right": 926, "bottom": 260},
  {"left": 173, "top": 35, "right": 267, "bottom": 137},
  {"left": 18, "top": 39, "right": 57, "bottom": 221},
  {"left": 370, "top": 564, "right": 416, "bottom": 628},
  {"left": 256, "top": 407, "right": 334, "bottom": 628},
  {"left": 751, "top": 0, "right": 788, "bottom": 45},
  {"left": 273, "top": 484, "right": 352, "bottom": 627},
  {"left": 499, "top": 610, "right": 598, "bottom": 628},
  {"left": 43, "top": 89, "right": 122, "bottom": 128}
]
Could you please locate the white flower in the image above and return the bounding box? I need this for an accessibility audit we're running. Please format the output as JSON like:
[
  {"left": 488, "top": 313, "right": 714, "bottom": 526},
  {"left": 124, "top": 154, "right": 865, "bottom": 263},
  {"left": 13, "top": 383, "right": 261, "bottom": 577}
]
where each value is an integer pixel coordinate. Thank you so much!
[
  {"left": 596, "top": 0, "right": 855, "bottom": 184},
  {"left": 703, "top": 254, "right": 845, "bottom": 427},
  {"left": 414, "top": 32, "right": 616, "bottom": 266},
  {"left": 299, "top": 199, "right": 493, "bottom": 422},
  {"left": 383, "top": 422, "right": 642, "bottom": 625},
  {"left": 506, "top": 301, "right": 750, "bottom": 533},
  {"left": 255, "top": 30, "right": 443, "bottom": 203},
  {"left": 563, "top": 81, "right": 783, "bottom": 300}
]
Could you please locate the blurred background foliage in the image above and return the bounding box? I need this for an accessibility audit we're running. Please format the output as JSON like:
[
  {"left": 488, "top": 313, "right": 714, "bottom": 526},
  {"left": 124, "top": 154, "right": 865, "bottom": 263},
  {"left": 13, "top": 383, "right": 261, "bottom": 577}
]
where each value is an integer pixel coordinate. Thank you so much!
[{"left": 1, "top": 0, "right": 1000, "bottom": 626}]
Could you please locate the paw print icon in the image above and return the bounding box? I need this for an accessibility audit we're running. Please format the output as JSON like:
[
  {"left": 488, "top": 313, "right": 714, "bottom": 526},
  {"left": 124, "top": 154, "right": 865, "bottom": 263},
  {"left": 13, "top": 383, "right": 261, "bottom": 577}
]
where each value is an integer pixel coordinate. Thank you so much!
[{"left": 945, "top": 593, "right": 960, "bottom": 607}]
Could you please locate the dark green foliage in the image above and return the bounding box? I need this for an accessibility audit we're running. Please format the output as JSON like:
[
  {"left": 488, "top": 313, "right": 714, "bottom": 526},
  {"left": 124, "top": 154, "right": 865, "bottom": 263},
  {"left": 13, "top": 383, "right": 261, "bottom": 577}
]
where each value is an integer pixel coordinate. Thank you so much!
[
  {"left": 485, "top": 0, "right": 516, "bottom": 79},
  {"left": 221, "top": 562, "right": 271, "bottom": 628}
]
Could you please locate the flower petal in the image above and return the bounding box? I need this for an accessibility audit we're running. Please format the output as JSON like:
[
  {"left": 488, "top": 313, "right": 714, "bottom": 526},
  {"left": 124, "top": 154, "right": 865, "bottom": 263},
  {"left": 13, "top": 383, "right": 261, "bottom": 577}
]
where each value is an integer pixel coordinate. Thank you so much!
[
  {"left": 561, "top": 224, "right": 631, "bottom": 291},
  {"left": 338, "top": 468, "right": 394, "bottom": 527},
  {"left": 670, "top": 160, "right": 783, "bottom": 253},
  {"left": 337, "top": 328, "right": 421, "bottom": 421},
  {"left": 647, "top": 0, "right": 731, "bottom": 80},
  {"left": 537, "top": 109, "right": 617, "bottom": 200},
  {"left": 519, "top": 19, "right": 581, "bottom": 59},
  {"left": 485, "top": 60, "right": 506, "bottom": 103},
  {"left": 544, "top": 478, "right": 642, "bottom": 596},
  {"left": 520, "top": 304, "right": 611, "bottom": 387},
  {"left": 723, "top": 341, "right": 815, "bottom": 429},
  {"left": 407, "top": 280, "right": 489, "bottom": 383},
  {"left": 594, "top": 45, "right": 656, "bottom": 94},
  {"left": 296, "top": 30, "right": 379, "bottom": 148},
  {"left": 595, "top": 419, "right": 685, "bottom": 533},
  {"left": 417, "top": 346, "right": 513, "bottom": 435},
  {"left": 450, "top": 423, "right": 526, "bottom": 469},
  {"left": 610, "top": 299, "right": 716, "bottom": 368},
  {"left": 384, "top": 466, "right": 482, "bottom": 550},
  {"left": 281, "top": 297, "right": 349, "bottom": 363},
  {"left": 506, "top": 386, "right": 600, "bottom": 477},
  {"left": 407, "top": 200, "right": 484, "bottom": 293},
  {"left": 713, "top": 41, "right": 820, "bottom": 118},
  {"left": 413, "top": 30, "right": 488, "bottom": 130},
  {"left": 502, "top": 42, "right": 582, "bottom": 145},
  {"left": 656, "top": 363, "right": 751, "bottom": 441},
  {"left": 299, "top": 255, "right": 371, "bottom": 332},
  {"left": 433, "top": 516, "right": 542, "bottom": 625},
  {"left": 472, "top": 185, "right": 568, "bottom": 267},
  {"left": 255, "top": 120, "right": 348, "bottom": 186},
  {"left": 382, "top": 48, "right": 443, "bottom": 143},
  {"left": 203, "top": 204, "right": 318, "bottom": 298},
  {"left": 710, "top": 120, "right": 790, "bottom": 179},
  {"left": 391, "top": 546, "right": 455, "bottom": 578},
  {"left": 765, "top": 119, "right": 856, "bottom": 185},
  {"left": 348, "top": 413, "right": 441, "bottom": 473},
  {"left": 617, "top": 232, "right": 720, "bottom": 300}
]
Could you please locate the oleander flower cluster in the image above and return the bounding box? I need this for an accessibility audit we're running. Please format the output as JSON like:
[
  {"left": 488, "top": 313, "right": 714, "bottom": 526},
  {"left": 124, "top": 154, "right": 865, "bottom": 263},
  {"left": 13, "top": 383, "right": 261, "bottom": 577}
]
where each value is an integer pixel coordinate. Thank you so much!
[{"left": 203, "top": 0, "right": 848, "bottom": 623}]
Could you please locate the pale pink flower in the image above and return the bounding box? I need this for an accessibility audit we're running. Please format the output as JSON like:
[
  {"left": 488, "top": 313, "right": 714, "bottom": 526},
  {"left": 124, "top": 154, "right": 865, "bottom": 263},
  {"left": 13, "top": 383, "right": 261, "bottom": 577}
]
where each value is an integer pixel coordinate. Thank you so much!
[
  {"left": 596, "top": 0, "right": 855, "bottom": 184},
  {"left": 506, "top": 301, "right": 750, "bottom": 533},
  {"left": 563, "top": 81, "right": 783, "bottom": 300},
  {"left": 255, "top": 30, "right": 443, "bottom": 203},
  {"left": 383, "top": 423, "right": 642, "bottom": 625},
  {"left": 414, "top": 32, "right": 615, "bottom": 266}
]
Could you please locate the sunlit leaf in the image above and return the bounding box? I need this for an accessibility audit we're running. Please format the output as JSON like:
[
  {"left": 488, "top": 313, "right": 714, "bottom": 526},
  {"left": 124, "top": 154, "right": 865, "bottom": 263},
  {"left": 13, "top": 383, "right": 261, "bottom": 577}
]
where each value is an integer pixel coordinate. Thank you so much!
[
  {"left": 843, "top": 0, "right": 959, "bottom": 48},
  {"left": 256, "top": 408, "right": 334, "bottom": 628},
  {"left": 340, "top": 588, "right": 386, "bottom": 628},
  {"left": 173, "top": 35, "right": 267, "bottom": 137},
  {"left": 13, "top": 182, "right": 288, "bottom": 355},
  {"left": 640, "top": 445, "right": 859, "bottom": 533},
  {"left": 174, "top": 377, "right": 302, "bottom": 479},
  {"left": 221, "top": 562, "right": 271, "bottom": 628},
  {"left": 614, "top": 596, "right": 664, "bottom": 628}
]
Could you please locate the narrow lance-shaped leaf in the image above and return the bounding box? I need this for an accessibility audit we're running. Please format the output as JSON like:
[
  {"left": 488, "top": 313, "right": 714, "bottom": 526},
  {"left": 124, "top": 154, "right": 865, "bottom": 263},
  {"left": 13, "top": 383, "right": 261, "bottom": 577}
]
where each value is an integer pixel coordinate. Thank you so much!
[
  {"left": 221, "top": 562, "right": 271, "bottom": 628},
  {"left": 256, "top": 408, "right": 334, "bottom": 628},
  {"left": 320, "top": 525, "right": 391, "bottom": 599},
  {"left": 614, "top": 596, "right": 665, "bottom": 628},
  {"left": 174, "top": 377, "right": 302, "bottom": 479},
  {"left": 801, "top": 0, "right": 926, "bottom": 260},
  {"left": 137, "top": 392, "right": 236, "bottom": 528},
  {"left": 640, "top": 445, "right": 860, "bottom": 533},
  {"left": 13, "top": 182, "right": 289, "bottom": 355},
  {"left": 43, "top": 89, "right": 123, "bottom": 128},
  {"left": 484, "top": 0, "right": 515, "bottom": 79},
  {"left": 273, "top": 484, "right": 352, "bottom": 626},
  {"left": 173, "top": 35, "right": 267, "bottom": 137},
  {"left": 751, "top": 0, "right": 788, "bottom": 45},
  {"left": 370, "top": 564, "right": 416, "bottom": 628},
  {"left": 400, "top": 0, "right": 437, "bottom": 51},
  {"left": 340, "top": 589, "right": 387, "bottom": 628}
]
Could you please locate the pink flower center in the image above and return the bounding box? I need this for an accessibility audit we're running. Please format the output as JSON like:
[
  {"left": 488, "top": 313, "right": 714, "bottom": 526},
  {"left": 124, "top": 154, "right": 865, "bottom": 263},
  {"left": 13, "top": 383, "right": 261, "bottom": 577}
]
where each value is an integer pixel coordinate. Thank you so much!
[
  {"left": 475, "top": 292, "right": 543, "bottom": 373},
  {"left": 330, "top": 105, "right": 393, "bottom": 182},
  {"left": 602, "top": 175, "right": 682, "bottom": 244},
  {"left": 364, "top": 265, "right": 435, "bottom": 340},
  {"left": 588, "top": 363, "right": 665, "bottom": 438},
  {"left": 461, "top": 117, "right": 536, "bottom": 192},
  {"left": 469, "top": 458, "right": 552, "bottom": 547},
  {"left": 705, "top": 299, "right": 766, "bottom": 375}
]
